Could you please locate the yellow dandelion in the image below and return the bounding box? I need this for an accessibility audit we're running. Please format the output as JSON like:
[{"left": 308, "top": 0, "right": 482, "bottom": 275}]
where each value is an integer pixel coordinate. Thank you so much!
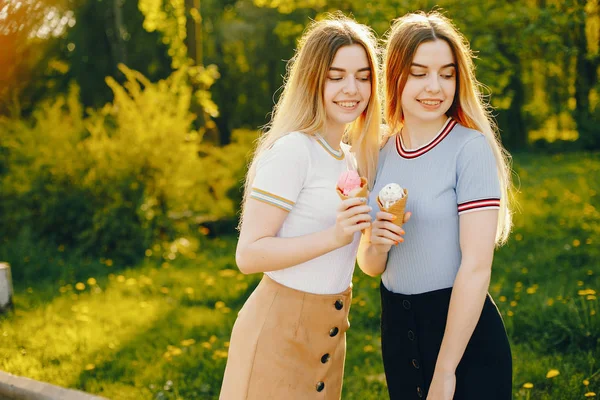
[
  {"left": 587, "top": 295, "right": 597, "bottom": 300},
  {"left": 224, "top": 341, "right": 230, "bottom": 348},
  {"left": 591, "top": 310, "right": 596, "bottom": 316},
  {"left": 546, "top": 369, "right": 560, "bottom": 379},
  {"left": 588, "top": 270, "right": 594, "bottom": 275},
  {"left": 170, "top": 347, "right": 182, "bottom": 356},
  {"left": 510, "top": 301, "right": 518, "bottom": 307},
  {"left": 206, "top": 277, "right": 215, "bottom": 286},
  {"left": 521, "top": 268, "right": 528, "bottom": 274},
  {"left": 126, "top": 278, "right": 137, "bottom": 286},
  {"left": 75, "top": 282, "right": 85, "bottom": 291},
  {"left": 117, "top": 275, "right": 125, "bottom": 283},
  {"left": 202, "top": 342, "right": 212, "bottom": 349},
  {"left": 215, "top": 301, "right": 226, "bottom": 309},
  {"left": 499, "top": 296, "right": 507, "bottom": 302},
  {"left": 84, "top": 364, "right": 95, "bottom": 371},
  {"left": 363, "top": 345, "right": 374, "bottom": 352},
  {"left": 579, "top": 289, "right": 596, "bottom": 296},
  {"left": 546, "top": 298, "right": 554, "bottom": 306},
  {"left": 584, "top": 393, "right": 596, "bottom": 397},
  {"left": 522, "top": 382, "right": 533, "bottom": 389},
  {"left": 573, "top": 239, "right": 581, "bottom": 247},
  {"left": 87, "top": 278, "right": 97, "bottom": 286},
  {"left": 145, "top": 249, "right": 152, "bottom": 257},
  {"left": 213, "top": 350, "right": 229, "bottom": 359},
  {"left": 359, "top": 300, "right": 366, "bottom": 307},
  {"left": 160, "top": 287, "right": 169, "bottom": 294},
  {"left": 218, "top": 269, "right": 237, "bottom": 277},
  {"left": 209, "top": 335, "right": 218, "bottom": 343},
  {"left": 221, "top": 307, "right": 231, "bottom": 314},
  {"left": 515, "top": 233, "right": 523, "bottom": 241},
  {"left": 578, "top": 281, "right": 585, "bottom": 287},
  {"left": 584, "top": 380, "right": 590, "bottom": 386},
  {"left": 526, "top": 287, "right": 537, "bottom": 294},
  {"left": 587, "top": 238, "right": 593, "bottom": 245},
  {"left": 507, "top": 310, "right": 514, "bottom": 317},
  {"left": 181, "top": 339, "right": 196, "bottom": 347},
  {"left": 199, "top": 226, "right": 210, "bottom": 235},
  {"left": 185, "top": 287, "right": 194, "bottom": 295}
]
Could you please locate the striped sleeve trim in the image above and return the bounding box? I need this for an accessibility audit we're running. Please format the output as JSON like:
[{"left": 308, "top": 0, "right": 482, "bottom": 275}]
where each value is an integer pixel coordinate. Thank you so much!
[
  {"left": 250, "top": 188, "right": 295, "bottom": 212},
  {"left": 458, "top": 198, "right": 501, "bottom": 214}
]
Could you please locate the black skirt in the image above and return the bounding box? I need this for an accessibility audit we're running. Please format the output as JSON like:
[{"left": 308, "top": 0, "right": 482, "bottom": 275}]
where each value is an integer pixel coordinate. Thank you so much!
[{"left": 380, "top": 282, "right": 512, "bottom": 400}]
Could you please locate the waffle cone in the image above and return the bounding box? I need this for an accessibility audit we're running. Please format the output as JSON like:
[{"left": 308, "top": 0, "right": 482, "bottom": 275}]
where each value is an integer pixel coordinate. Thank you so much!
[
  {"left": 377, "top": 189, "right": 408, "bottom": 227},
  {"left": 336, "top": 177, "right": 369, "bottom": 201}
]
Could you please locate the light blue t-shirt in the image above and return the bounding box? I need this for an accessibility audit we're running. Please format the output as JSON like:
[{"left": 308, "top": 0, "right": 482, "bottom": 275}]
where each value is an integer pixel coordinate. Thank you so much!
[{"left": 368, "top": 118, "right": 501, "bottom": 294}]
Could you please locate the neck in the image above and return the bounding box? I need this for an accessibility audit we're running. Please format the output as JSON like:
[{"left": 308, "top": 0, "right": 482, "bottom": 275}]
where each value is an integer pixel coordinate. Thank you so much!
[
  {"left": 321, "top": 121, "right": 346, "bottom": 150},
  {"left": 401, "top": 116, "right": 448, "bottom": 149}
]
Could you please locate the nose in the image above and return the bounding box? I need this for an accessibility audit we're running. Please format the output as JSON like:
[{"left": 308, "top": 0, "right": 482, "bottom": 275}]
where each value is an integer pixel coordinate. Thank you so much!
[
  {"left": 343, "top": 76, "right": 358, "bottom": 95},
  {"left": 426, "top": 74, "right": 441, "bottom": 93}
]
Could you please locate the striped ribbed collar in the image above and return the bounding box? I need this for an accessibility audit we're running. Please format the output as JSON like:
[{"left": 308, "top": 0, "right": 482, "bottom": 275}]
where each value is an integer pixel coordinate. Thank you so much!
[
  {"left": 396, "top": 117, "right": 457, "bottom": 159},
  {"left": 315, "top": 133, "right": 344, "bottom": 160}
]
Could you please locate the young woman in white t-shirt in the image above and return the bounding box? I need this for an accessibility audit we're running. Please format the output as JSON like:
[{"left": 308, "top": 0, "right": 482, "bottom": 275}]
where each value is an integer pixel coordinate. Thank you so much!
[{"left": 219, "top": 14, "right": 381, "bottom": 399}]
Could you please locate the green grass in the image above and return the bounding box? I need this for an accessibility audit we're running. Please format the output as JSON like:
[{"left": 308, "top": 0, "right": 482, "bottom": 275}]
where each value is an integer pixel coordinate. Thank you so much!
[{"left": 0, "top": 152, "right": 599, "bottom": 399}]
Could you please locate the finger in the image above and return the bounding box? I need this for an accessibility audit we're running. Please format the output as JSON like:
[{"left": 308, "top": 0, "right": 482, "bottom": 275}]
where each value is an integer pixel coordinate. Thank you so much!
[
  {"left": 338, "top": 196, "right": 368, "bottom": 211},
  {"left": 403, "top": 211, "right": 412, "bottom": 223},
  {"left": 343, "top": 213, "right": 372, "bottom": 226},
  {"left": 371, "top": 235, "right": 399, "bottom": 246},
  {"left": 346, "top": 221, "right": 372, "bottom": 234},
  {"left": 339, "top": 205, "right": 372, "bottom": 220},
  {"left": 375, "top": 211, "right": 397, "bottom": 222},
  {"left": 371, "top": 219, "right": 404, "bottom": 234},
  {"left": 372, "top": 227, "right": 404, "bottom": 243}
]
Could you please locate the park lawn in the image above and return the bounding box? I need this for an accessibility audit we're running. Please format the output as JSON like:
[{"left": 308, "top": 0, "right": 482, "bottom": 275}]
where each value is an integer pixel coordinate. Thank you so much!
[{"left": 0, "top": 152, "right": 598, "bottom": 399}]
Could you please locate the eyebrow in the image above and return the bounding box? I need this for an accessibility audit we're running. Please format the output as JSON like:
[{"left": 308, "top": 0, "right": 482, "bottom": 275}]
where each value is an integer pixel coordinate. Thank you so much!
[
  {"left": 411, "top": 63, "right": 456, "bottom": 69},
  {"left": 329, "top": 67, "right": 371, "bottom": 72}
]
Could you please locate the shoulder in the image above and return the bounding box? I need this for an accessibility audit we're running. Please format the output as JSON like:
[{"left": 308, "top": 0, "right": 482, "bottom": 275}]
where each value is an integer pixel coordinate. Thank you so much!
[
  {"left": 451, "top": 122, "right": 484, "bottom": 144},
  {"left": 272, "top": 131, "right": 313, "bottom": 151}
]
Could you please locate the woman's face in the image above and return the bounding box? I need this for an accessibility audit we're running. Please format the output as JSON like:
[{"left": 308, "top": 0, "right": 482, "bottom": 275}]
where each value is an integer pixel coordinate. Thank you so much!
[
  {"left": 400, "top": 39, "right": 456, "bottom": 126},
  {"left": 323, "top": 44, "right": 372, "bottom": 135}
]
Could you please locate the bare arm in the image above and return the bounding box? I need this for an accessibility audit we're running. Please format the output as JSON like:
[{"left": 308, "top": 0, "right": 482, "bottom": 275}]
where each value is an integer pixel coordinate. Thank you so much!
[
  {"left": 236, "top": 197, "right": 372, "bottom": 274},
  {"left": 357, "top": 211, "right": 411, "bottom": 276},
  {"left": 431, "top": 210, "right": 497, "bottom": 378}
]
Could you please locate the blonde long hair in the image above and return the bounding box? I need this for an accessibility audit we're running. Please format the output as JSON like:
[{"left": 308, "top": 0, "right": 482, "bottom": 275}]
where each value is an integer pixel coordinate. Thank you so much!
[
  {"left": 384, "top": 11, "right": 513, "bottom": 245},
  {"left": 240, "top": 14, "right": 381, "bottom": 225}
]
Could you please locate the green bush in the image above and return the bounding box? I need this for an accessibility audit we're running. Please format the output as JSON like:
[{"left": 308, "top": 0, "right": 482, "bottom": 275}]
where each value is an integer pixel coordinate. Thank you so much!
[{"left": 0, "top": 65, "right": 255, "bottom": 272}]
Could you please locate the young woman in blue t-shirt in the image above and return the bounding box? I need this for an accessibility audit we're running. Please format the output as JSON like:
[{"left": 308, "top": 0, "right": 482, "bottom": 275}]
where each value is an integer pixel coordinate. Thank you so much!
[{"left": 358, "top": 11, "right": 513, "bottom": 400}]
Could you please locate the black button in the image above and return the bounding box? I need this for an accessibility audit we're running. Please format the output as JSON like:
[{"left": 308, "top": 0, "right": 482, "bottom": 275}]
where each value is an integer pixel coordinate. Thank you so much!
[
  {"left": 316, "top": 381, "right": 325, "bottom": 392},
  {"left": 321, "top": 353, "right": 330, "bottom": 363},
  {"left": 412, "top": 359, "right": 420, "bottom": 369},
  {"left": 408, "top": 330, "right": 415, "bottom": 340},
  {"left": 329, "top": 327, "right": 339, "bottom": 337},
  {"left": 403, "top": 300, "right": 411, "bottom": 310},
  {"left": 417, "top": 386, "right": 423, "bottom": 397},
  {"left": 334, "top": 299, "right": 344, "bottom": 310}
]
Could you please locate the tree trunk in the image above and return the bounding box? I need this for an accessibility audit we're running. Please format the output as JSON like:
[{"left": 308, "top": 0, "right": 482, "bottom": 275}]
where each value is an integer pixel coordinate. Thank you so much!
[
  {"left": 573, "top": 1, "right": 599, "bottom": 149},
  {"left": 496, "top": 43, "right": 528, "bottom": 151},
  {"left": 185, "top": 0, "right": 203, "bottom": 66},
  {"left": 0, "top": 262, "right": 13, "bottom": 313}
]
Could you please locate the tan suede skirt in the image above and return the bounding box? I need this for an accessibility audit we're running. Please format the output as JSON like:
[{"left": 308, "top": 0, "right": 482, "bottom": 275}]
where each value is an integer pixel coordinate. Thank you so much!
[{"left": 220, "top": 274, "right": 352, "bottom": 400}]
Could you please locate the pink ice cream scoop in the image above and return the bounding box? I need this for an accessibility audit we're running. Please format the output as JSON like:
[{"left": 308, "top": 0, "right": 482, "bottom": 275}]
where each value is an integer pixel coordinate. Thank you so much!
[{"left": 337, "top": 170, "right": 362, "bottom": 196}]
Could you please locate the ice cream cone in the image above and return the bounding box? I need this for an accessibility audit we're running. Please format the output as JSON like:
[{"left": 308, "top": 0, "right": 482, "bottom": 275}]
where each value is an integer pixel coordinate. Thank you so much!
[
  {"left": 336, "top": 177, "right": 369, "bottom": 200},
  {"left": 377, "top": 188, "right": 408, "bottom": 227}
]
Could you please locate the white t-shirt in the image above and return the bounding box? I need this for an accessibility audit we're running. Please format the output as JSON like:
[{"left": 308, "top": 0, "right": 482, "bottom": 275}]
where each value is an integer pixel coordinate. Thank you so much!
[{"left": 249, "top": 131, "right": 361, "bottom": 294}]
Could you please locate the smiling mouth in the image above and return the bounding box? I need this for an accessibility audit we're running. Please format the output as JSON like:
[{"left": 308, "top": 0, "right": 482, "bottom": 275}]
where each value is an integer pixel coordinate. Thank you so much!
[
  {"left": 418, "top": 99, "right": 443, "bottom": 106},
  {"left": 335, "top": 101, "right": 359, "bottom": 109}
]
